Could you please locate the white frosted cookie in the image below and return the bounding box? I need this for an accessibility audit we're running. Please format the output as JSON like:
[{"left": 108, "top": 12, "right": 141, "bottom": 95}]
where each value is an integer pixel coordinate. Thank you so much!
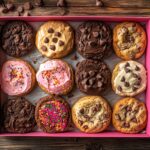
[
  {"left": 36, "top": 21, "right": 74, "bottom": 58},
  {"left": 72, "top": 96, "right": 111, "bottom": 133},
  {"left": 112, "top": 60, "right": 147, "bottom": 96}
]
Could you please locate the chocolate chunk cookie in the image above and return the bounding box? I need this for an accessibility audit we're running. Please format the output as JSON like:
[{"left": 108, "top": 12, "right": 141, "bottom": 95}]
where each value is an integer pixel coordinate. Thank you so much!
[
  {"left": 3, "top": 97, "right": 36, "bottom": 133},
  {"left": 72, "top": 96, "right": 111, "bottom": 133},
  {"left": 76, "top": 21, "right": 112, "bottom": 60},
  {"left": 75, "top": 59, "right": 111, "bottom": 95},
  {"left": 112, "top": 60, "right": 147, "bottom": 97},
  {"left": 113, "top": 97, "right": 147, "bottom": 133},
  {"left": 1, "top": 21, "right": 35, "bottom": 57}
]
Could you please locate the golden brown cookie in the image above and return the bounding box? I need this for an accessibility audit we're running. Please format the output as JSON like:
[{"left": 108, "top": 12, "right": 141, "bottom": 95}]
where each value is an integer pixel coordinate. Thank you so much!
[
  {"left": 36, "top": 21, "right": 74, "bottom": 58},
  {"left": 113, "top": 22, "right": 147, "bottom": 60},
  {"left": 112, "top": 60, "right": 147, "bottom": 97},
  {"left": 112, "top": 97, "right": 147, "bottom": 134},
  {"left": 72, "top": 96, "right": 111, "bottom": 133}
]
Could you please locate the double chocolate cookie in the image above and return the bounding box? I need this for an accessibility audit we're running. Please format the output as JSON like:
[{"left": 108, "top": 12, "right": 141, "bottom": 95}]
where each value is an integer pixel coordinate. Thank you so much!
[
  {"left": 76, "top": 21, "right": 112, "bottom": 60},
  {"left": 3, "top": 97, "right": 36, "bottom": 133},
  {"left": 1, "top": 21, "right": 35, "bottom": 57},
  {"left": 75, "top": 59, "right": 111, "bottom": 95}
]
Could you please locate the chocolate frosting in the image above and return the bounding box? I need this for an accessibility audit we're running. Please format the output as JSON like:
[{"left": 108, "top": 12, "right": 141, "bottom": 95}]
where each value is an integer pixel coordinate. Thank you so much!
[
  {"left": 76, "top": 21, "right": 112, "bottom": 60},
  {"left": 3, "top": 97, "right": 36, "bottom": 133},
  {"left": 75, "top": 59, "right": 111, "bottom": 95}
]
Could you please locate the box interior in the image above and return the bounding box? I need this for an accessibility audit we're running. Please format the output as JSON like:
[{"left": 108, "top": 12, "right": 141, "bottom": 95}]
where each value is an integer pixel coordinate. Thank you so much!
[{"left": 0, "top": 16, "right": 150, "bottom": 137}]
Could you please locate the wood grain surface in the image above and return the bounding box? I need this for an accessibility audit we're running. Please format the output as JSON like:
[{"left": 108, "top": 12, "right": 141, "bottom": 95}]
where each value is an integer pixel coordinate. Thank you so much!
[{"left": 0, "top": 0, "right": 150, "bottom": 150}]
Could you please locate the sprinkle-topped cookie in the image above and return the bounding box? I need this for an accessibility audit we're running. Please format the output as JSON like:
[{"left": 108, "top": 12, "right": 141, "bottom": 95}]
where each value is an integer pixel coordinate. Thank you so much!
[
  {"left": 36, "top": 59, "right": 74, "bottom": 95},
  {"left": 1, "top": 59, "right": 35, "bottom": 96},
  {"left": 35, "top": 95, "right": 71, "bottom": 133},
  {"left": 112, "top": 60, "right": 147, "bottom": 96}
]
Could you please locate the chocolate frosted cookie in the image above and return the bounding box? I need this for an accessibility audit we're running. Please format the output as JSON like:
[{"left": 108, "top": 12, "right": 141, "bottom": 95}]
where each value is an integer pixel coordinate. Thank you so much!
[
  {"left": 76, "top": 21, "right": 112, "bottom": 60},
  {"left": 1, "top": 21, "right": 35, "bottom": 57},
  {"left": 3, "top": 97, "right": 36, "bottom": 133},
  {"left": 75, "top": 59, "right": 111, "bottom": 95}
]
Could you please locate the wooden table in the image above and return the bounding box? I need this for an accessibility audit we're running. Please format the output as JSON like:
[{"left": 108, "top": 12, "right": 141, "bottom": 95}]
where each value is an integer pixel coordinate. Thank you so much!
[{"left": 0, "top": 0, "right": 150, "bottom": 149}]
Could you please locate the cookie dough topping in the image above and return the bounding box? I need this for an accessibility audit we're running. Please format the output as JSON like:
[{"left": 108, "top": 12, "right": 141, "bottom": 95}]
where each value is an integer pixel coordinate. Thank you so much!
[
  {"left": 1, "top": 60, "right": 32, "bottom": 96},
  {"left": 114, "top": 61, "right": 146, "bottom": 95}
]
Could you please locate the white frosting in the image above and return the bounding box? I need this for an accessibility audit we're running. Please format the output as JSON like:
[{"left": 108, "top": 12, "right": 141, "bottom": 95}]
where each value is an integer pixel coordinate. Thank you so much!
[{"left": 114, "top": 61, "right": 147, "bottom": 95}]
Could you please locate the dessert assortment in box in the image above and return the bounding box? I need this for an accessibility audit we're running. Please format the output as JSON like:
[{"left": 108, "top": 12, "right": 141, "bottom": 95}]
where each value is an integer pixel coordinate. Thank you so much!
[{"left": 0, "top": 17, "right": 150, "bottom": 137}]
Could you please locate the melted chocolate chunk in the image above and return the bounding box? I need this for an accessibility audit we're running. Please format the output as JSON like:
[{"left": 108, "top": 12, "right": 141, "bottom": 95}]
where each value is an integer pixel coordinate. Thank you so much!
[
  {"left": 44, "top": 37, "right": 49, "bottom": 43},
  {"left": 59, "top": 40, "right": 65, "bottom": 46},
  {"left": 52, "top": 38, "right": 58, "bottom": 43},
  {"left": 121, "top": 76, "right": 125, "bottom": 82},
  {"left": 118, "top": 86, "right": 122, "bottom": 91},
  {"left": 125, "top": 62, "right": 130, "bottom": 68},
  {"left": 55, "top": 32, "right": 61, "bottom": 37},
  {"left": 48, "top": 28, "right": 54, "bottom": 33},
  {"left": 80, "top": 108, "right": 84, "bottom": 114},
  {"left": 83, "top": 125, "right": 88, "bottom": 130},
  {"left": 41, "top": 46, "right": 47, "bottom": 51},
  {"left": 124, "top": 82, "right": 130, "bottom": 87},
  {"left": 125, "top": 67, "right": 131, "bottom": 73},
  {"left": 135, "top": 65, "right": 140, "bottom": 71},
  {"left": 50, "top": 45, "right": 56, "bottom": 51}
]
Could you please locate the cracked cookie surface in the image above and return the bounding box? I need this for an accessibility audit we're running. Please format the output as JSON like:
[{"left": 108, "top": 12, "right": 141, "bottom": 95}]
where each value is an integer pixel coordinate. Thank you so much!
[
  {"left": 113, "top": 22, "right": 146, "bottom": 60},
  {"left": 72, "top": 96, "right": 111, "bottom": 133},
  {"left": 112, "top": 97, "right": 147, "bottom": 133}
]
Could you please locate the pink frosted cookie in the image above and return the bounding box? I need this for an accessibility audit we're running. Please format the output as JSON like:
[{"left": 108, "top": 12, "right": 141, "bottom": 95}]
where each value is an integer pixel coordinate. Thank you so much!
[
  {"left": 1, "top": 59, "right": 35, "bottom": 96},
  {"left": 35, "top": 95, "right": 71, "bottom": 133},
  {"left": 36, "top": 59, "right": 74, "bottom": 95}
]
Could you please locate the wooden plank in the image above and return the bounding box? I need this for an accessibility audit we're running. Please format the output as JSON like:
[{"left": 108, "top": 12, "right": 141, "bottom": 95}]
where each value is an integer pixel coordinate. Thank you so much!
[
  {"left": 1, "top": 6, "right": 150, "bottom": 16},
  {"left": 1, "top": 138, "right": 150, "bottom": 150},
  {"left": 7, "top": 0, "right": 150, "bottom": 8}
]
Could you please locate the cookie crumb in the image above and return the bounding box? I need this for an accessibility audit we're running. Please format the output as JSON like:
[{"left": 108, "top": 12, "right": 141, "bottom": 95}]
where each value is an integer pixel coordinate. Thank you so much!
[
  {"left": 71, "top": 54, "right": 78, "bottom": 61},
  {"left": 34, "top": 0, "right": 44, "bottom": 7},
  {"left": 96, "top": 0, "right": 104, "bottom": 7},
  {"left": 23, "top": 11, "right": 31, "bottom": 16},
  {"left": 67, "top": 93, "right": 74, "bottom": 98},
  {"left": 24, "top": 2, "right": 33, "bottom": 10},
  {"left": 57, "top": 0, "right": 66, "bottom": 7},
  {"left": 1, "top": 7, "right": 9, "bottom": 14},
  {"left": 17, "top": 6, "right": 24, "bottom": 13}
]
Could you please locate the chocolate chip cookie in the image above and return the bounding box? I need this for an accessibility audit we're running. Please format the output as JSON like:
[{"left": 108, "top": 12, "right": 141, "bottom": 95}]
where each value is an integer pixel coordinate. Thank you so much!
[
  {"left": 113, "top": 97, "right": 147, "bottom": 133},
  {"left": 112, "top": 60, "right": 147, "bottom": 96},
  {"left": 113, "top": 22, "right": 147, "bottom": 60},
  {"left": 1, "top": 21, "right": 35, "bottom": 57},
  {"left": 72, "top": 96, "right": 111, "bottom": 133},
  {"left": 3, "top": 97, "right": 36, "bottom": 133},
  {"left": 76, "top": 21, "right": 112, "bottom": 60},
  {"left": 36, "top": 21, "right": 74, "bottom": 58},
  {"left": 75, "top": 59, "right": 111, "bottom": 95}
]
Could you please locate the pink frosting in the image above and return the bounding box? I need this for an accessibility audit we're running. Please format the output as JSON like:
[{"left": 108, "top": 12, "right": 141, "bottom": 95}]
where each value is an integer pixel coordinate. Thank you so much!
[
  {"left": 36, "top": 60, "right": 72, "bottom": 95},
  {"left": 1, "top": 60, "right": 32, "bottom": 96}
]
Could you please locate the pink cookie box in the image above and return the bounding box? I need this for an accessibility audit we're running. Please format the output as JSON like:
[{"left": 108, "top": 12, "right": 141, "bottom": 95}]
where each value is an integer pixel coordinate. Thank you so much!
[{"left": 0, "top": 16, "right": 150, "bottom": 138}]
